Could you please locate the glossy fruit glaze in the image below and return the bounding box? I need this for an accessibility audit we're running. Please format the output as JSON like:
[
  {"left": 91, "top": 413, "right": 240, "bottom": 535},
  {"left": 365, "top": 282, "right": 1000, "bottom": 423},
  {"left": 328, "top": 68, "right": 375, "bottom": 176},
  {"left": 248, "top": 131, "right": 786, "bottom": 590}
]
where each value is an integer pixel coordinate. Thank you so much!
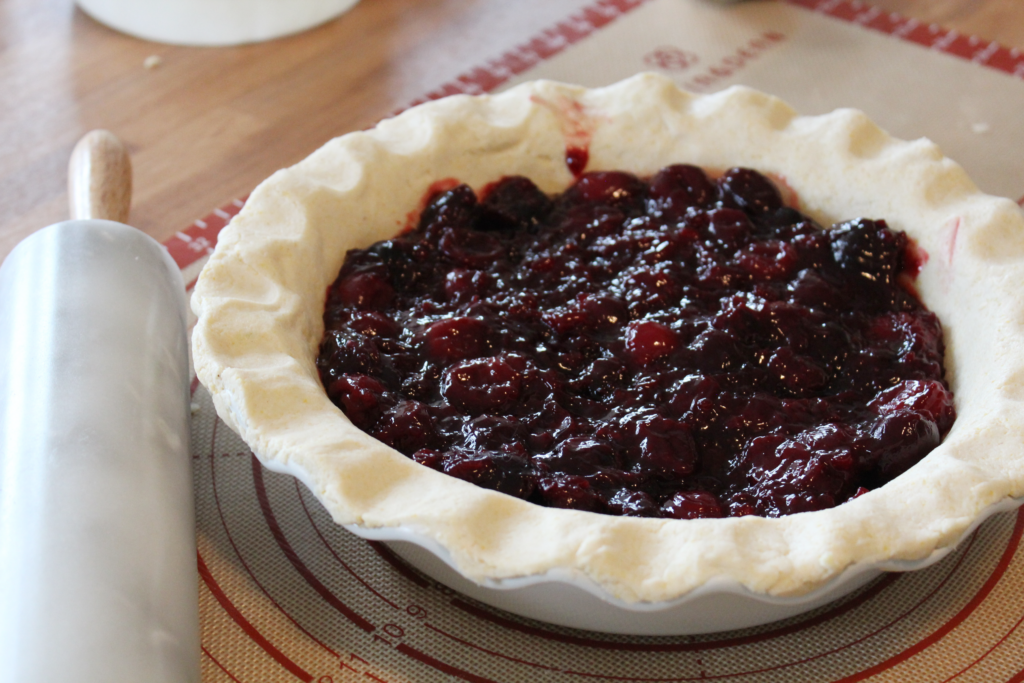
[{"left": 317, "top": 165, "right": 955, "bottom": 518}]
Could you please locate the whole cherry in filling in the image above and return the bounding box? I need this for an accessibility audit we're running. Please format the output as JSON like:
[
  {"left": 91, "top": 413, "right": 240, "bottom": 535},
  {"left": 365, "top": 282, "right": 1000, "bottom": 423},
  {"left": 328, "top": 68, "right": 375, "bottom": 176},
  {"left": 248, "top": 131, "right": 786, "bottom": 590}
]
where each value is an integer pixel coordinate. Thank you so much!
[{"left": 318, "top": 165, "right": 955, "bottom": 518}]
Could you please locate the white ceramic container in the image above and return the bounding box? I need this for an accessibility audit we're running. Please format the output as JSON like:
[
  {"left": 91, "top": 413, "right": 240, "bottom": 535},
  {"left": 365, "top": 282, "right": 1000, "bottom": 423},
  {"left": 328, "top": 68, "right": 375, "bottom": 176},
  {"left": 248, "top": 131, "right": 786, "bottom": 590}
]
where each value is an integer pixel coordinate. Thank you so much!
[{"left": 76, "top": 0, "right": 361, "bottom": 46}]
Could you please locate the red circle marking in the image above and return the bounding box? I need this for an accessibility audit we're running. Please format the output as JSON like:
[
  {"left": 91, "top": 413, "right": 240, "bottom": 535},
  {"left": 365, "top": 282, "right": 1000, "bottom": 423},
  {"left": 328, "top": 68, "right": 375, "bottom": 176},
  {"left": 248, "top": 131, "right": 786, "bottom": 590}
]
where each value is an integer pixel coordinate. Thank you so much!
[
  {"left": 395, "top": 643, "right": 498, "bottom": 683},
  {"left": 366, "top": 540, "right": 432, "bottom": 588},
  {"left": 834, "top": 508, "right": 1024, "bottom": 682},
  {"left": 292, "top": 477, "right": 403, "bottom": 611},
  {"left": 202, "top": 645, "right": 246, "bottom": 683},
  {"left": 207, "top": 417, "right": 339, "bottom": 656},
  {"left": 937, "top": 610, "right": 1024, "bottom": 682},
  {"left": 197, "top": 553, "right": 314, "bottom": 682},
  {"left": 250, "top": 456, "right": 376, "bottom": 633},
  {"left": 423, "top": 622, "right": 566, "bottom": 674}
]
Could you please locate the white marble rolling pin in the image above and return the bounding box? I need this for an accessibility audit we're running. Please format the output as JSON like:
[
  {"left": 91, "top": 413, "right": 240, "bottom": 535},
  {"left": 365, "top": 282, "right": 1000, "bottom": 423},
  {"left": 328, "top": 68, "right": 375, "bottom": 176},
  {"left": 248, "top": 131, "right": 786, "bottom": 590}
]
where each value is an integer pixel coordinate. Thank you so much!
[{"left": 0, "top": 131, "right": 199, "bottom": 683}]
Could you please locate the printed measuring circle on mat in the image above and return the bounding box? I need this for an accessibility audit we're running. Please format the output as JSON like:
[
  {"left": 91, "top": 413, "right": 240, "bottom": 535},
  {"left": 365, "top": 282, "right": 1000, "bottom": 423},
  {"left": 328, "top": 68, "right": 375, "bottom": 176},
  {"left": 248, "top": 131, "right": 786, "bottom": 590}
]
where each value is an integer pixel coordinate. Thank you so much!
[{"left": 190, "top": 377, "right": 1024, "bottom": 682}]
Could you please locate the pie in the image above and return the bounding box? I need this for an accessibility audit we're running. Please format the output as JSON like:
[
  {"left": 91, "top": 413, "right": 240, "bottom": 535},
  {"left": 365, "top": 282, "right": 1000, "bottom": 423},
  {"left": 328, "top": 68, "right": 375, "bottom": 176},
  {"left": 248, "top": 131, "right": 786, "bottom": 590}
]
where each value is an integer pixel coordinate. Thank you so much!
[
  {"left": 318, "top": 164, "right": 955, "bottom": 520},
  {"left": 191, "top": 73, "right": 1024, "bottom": 600}
]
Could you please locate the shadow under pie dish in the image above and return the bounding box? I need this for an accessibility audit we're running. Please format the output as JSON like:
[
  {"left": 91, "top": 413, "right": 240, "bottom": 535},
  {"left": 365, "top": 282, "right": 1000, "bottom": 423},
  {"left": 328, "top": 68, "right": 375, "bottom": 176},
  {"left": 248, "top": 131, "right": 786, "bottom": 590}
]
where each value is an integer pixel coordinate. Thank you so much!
[{"left": 191, "top": 73, "right": 1024, "bottom": 634}]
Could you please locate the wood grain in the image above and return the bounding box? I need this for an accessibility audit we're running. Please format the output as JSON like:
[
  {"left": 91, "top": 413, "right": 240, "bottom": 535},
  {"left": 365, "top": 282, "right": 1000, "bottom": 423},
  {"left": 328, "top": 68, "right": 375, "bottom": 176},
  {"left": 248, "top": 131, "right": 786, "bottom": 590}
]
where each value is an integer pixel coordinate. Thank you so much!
[{"left": 0, "top": 0, "right": 1021, "bottom": 261}]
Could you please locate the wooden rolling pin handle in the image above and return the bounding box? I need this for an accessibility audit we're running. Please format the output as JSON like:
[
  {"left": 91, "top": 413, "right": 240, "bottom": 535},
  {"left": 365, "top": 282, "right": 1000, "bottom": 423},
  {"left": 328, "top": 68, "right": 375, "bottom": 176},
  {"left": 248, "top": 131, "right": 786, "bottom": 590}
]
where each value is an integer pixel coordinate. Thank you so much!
[{"left": 68, "top": 130, "right": 133, "bottom": 223}]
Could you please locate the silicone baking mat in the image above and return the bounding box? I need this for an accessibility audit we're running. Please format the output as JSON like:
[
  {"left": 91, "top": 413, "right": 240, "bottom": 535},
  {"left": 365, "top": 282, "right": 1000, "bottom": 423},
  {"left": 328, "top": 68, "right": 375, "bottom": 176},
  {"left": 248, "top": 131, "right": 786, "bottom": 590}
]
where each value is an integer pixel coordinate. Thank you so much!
[{"left": 173, "top": 1, "right": 1024, "bottom": 680}]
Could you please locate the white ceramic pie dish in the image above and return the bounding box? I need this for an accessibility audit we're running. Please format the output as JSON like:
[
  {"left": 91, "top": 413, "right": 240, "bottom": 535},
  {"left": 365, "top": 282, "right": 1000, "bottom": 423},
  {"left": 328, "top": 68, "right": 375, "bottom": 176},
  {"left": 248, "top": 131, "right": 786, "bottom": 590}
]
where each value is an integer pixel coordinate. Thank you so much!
[
  {"left": 191, "top": 73, "right": 1024, "bottom": 634},
  {"left": 350, "top": 496, "right": 1024, "bottom": 634},
  {"left": 260, "top": 452, "right": 1021, "bottom": 634}
]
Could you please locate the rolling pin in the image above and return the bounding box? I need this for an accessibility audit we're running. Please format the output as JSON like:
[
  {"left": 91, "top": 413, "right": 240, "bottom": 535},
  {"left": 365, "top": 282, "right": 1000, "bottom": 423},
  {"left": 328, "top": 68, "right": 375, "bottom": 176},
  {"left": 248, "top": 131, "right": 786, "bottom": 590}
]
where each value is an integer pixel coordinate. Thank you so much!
[{"left": 0, "top": 131, "right": 199, "bottom": 683}]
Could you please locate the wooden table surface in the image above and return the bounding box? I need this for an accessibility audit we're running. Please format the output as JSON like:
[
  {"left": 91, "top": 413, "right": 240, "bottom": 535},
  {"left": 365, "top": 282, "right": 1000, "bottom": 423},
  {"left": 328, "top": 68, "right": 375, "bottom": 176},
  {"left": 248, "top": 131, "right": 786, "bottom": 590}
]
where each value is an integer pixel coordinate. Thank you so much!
[{"left": 1, "top": 0, "right": 1022, "bottom": 261}]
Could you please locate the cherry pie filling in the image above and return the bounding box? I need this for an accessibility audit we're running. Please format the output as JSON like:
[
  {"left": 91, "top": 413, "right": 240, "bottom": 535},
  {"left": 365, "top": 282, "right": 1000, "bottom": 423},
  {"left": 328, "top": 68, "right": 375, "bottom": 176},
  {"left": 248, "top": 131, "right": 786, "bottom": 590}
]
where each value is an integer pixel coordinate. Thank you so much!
[{"left": 317, "top": 165, "right": 955, "bottom": 518}]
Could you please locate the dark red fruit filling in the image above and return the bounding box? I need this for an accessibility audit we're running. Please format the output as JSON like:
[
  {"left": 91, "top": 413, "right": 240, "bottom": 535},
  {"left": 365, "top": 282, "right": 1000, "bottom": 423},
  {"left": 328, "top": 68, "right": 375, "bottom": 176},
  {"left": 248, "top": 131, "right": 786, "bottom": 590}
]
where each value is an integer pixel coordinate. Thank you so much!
[{"left": 318, "top": 164, "right": 955, "bottom": 518}]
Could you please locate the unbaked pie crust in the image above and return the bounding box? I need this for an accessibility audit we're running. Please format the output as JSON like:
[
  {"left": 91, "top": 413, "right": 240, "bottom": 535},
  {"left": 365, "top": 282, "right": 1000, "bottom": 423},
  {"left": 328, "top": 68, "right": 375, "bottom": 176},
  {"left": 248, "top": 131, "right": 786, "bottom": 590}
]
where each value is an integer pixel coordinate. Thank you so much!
[{"left": 191, "top": 73, "right": 1024, "bottom": 602}]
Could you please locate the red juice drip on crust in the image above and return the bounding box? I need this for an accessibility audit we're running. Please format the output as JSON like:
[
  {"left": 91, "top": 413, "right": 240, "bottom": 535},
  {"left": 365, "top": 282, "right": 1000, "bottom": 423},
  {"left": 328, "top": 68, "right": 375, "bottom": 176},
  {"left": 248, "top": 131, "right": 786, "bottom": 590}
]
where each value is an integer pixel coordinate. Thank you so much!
[
  {"left": 403, "top": 178, "right": 461, "bottom": 233},
  {"left": 530, "top": 94, "right": 598, "bottom": 179},
  {"left": 903, "top": 239, "right": 929, "bottom": 278},
  {"left": 566, "top": 146, "right": 589, "bottom": 177},
  {"left": 771, "top": 173, "right": 800, "bottom": 209},
  {"left": 898, "top": 239, "right": 929, "bottom": 299}
]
